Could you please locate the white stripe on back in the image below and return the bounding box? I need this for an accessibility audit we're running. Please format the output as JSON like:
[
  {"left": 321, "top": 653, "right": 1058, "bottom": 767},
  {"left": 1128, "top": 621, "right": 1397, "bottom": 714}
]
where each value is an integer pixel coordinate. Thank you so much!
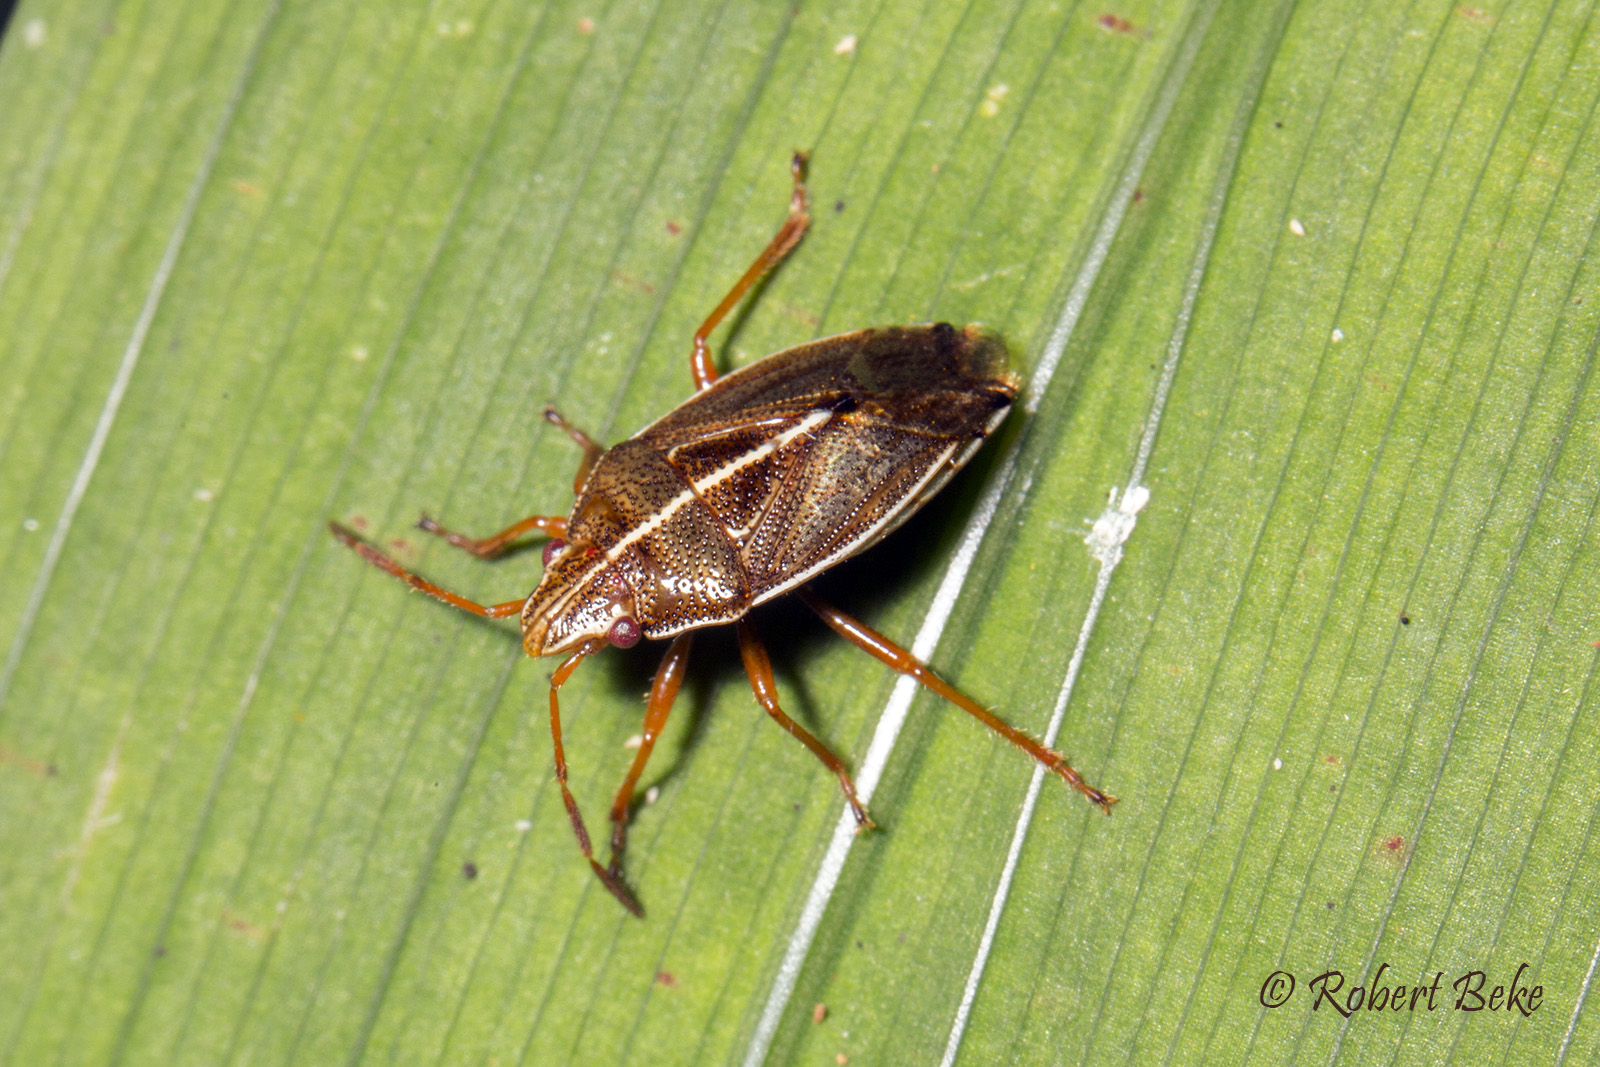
[{"left": 602, "top": 409, "right": 832, "bottom": 564}]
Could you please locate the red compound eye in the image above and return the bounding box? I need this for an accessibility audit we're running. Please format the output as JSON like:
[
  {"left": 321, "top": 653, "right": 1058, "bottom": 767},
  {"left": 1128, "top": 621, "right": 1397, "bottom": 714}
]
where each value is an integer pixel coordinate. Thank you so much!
[
  {"left": 542, "top": 539, "right": 567, "bottom": 567},
  {"left": 607, "top": 616, "right": 641, "bottom": 648}
]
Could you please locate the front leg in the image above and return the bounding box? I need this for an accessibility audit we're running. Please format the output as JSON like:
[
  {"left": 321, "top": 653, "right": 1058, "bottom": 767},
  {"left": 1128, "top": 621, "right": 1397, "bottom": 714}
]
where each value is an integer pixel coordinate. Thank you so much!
[
  {"left": 605, "top": 633, "right": 693, "bottom": 875},
  {"left": 544, "top": 406, "right": 604, "bottom": 494},
  {"left": 416, "top": 513, "right": 568, "bottom": 558},
  {"left": 329, "top": 522, "right": 526, "bottom": 618}
]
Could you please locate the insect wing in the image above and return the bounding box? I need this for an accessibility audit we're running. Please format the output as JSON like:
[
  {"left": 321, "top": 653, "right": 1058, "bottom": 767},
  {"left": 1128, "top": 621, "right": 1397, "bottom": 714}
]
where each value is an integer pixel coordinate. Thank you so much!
[{"left": 639, "top": 324, "right": 1016, "bottom": 607}]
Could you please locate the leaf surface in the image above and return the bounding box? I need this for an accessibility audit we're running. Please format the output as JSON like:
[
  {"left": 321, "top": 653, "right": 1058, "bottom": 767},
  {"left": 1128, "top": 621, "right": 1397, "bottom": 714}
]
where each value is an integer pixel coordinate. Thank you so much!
[{"left": 1, "top": 0, "right": 1596, "bottom": 1064}]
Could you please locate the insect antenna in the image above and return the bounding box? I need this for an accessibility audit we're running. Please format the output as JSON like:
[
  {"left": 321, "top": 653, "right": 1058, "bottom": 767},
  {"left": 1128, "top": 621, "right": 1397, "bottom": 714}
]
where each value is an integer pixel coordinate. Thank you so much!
[{"left": 547, "top": 641, "right": 646, "bottom": 916}]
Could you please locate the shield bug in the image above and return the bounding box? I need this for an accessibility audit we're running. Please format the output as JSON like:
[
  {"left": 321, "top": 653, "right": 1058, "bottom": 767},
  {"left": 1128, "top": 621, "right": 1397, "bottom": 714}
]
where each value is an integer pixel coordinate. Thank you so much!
[{"left": 330, "top": 154, "right": 1113, "bottom": 916}]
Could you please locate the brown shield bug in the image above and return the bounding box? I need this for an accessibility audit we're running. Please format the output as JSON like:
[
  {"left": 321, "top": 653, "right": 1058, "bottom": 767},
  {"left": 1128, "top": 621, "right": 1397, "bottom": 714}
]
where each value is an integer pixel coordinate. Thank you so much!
[{"left": 330, "top": 154, "right": 1113, "bottom": 916}]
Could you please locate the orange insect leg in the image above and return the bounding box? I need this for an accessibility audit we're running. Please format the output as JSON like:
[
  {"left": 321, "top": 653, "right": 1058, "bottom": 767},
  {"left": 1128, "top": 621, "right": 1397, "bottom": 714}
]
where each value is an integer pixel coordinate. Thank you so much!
[
  {"left": 328, "top": 522, "right": 524, "bottom": 619},
  {"left": 543, "top": 405, "right": 603, "bottom": 494},
  {"left": 605, "top": 633, "right": 693, "bottom": 872},
  {"left": 799, "top": 589, "right": 1116, "bottom": 813},
  {"left": 414, "top": 406, "right": 604, "bottom": 555},
  {"left": 690, "top": 152, "right": 812, "bottom": 391},
  {"left": 416, "top": 513, "right": 568, "bottom": 558},
  {"left": 738, "top": 618, "right": 874, "bottom": 829}
]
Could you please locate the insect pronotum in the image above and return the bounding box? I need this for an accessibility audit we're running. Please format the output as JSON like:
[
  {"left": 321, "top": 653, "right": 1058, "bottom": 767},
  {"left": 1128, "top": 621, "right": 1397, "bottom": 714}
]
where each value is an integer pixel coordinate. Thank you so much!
[{"left": 330, "top": 154, "right": 1113, "bottom": 916}]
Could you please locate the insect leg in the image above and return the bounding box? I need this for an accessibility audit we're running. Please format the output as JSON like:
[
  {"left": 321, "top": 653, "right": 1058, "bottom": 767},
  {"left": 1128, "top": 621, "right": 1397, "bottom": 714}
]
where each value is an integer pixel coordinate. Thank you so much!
[
  {"left": 414, "top": 403, "right": 600, "bottom": 555},
  {"left": 737, "top": 618, "right": 874, "bottom": 829},
  {"left": 544, "top": 406, "right": 604, "bottom": 493},
  {"left": 689, "top": 152, "right": 812, "bottom": 391},
  {"left": 605, "top": 633, "right": 693, "bottom": 873},
  {"left": 328, "top": 522, "right": 524, "bottom": 618},
  {"left": 548, "top": 641, "right": 646, "bottom": 917},
  {"left": 799, "top": 589, "right": 1117, "bottom": 813},
  {"left": 416, "top": 513, "right": 568, "bottom": 558}
]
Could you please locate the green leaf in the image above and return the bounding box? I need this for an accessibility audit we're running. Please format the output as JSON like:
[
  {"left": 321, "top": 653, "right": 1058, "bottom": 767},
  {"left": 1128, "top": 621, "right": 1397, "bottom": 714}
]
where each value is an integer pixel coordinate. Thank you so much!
[{"left": 2, "top": 0, "right": 1596, "bottom": 1064}]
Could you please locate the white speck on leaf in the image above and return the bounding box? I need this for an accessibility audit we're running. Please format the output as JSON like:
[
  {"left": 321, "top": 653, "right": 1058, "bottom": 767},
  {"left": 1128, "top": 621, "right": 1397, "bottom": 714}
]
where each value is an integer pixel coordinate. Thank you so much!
[
  {"left": 980, "top": 83, "right": 1009, "bottom": 117},
  {"left": 1085, "top": 485, "right": 1150, "bottom": 565}
]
